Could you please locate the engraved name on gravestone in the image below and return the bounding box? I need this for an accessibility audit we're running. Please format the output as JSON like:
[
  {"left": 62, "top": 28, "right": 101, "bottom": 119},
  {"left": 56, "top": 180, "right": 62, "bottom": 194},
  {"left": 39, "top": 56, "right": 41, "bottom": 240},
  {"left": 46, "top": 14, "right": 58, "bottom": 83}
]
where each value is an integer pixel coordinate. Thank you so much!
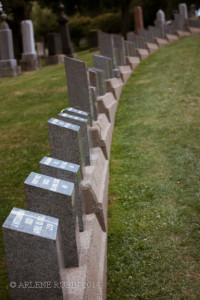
[
  {"left": 64, "top": 57, "right": 94, "bottom": 120},
  {"left": 93, "top": 54, "right": 113, "bottom": 79},
  {"left": 58, "top": 112, "right": 92, "bottom": 166},
  {"left": 24, "top": 172, "right": 80, "bottom": 268},
  {"left": 40, "top": 156, "right": 86, "bottom": 232},
  {"left": 48, "top": 118, "right": 85, "bottom": 177},
  {"left": 64, "top": 107, "right": 92, "bottom": 126},
  {"left": 3, "top": 208, "right": 63, "bottom": 300}
]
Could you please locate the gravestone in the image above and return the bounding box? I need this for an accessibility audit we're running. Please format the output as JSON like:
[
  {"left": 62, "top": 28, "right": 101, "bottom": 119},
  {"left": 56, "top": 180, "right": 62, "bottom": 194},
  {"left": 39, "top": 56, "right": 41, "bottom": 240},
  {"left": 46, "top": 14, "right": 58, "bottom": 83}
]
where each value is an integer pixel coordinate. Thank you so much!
[
  {"left": 45, "top": 33, "right": 65, "bottom": 65},
  {"left": 64, "top": 57, "right": 94, "bottom": 120},
  {"left": 48, "top": 118, "right": 85, "bottom": 177},
  {"left": 58, "top": 3, "right": 74, "bottom": 56},
  {"left": 148, "top": 25, "right": 163, "bottom": 38},
  {"left": 36, "top": 42, "right": 45, "bottom": 57},
  {"left": 58, "top": 112, "right": 92, "bottom": 166},
  {"left": 93, "top": 54, "right": 113, "bottom": 79},
  {"left": 64, "top": 107, "right": 91, "bottom": 124},
  {"left": 98, "top": 31, "right": 116, "bottom": 66},
  {"left": 179, "top": 3, "right": 188, "bottom": 19},
  {"left": 40, "top": 156, "right": 86, "bottom": 232},
  {"left": 21, "top": 20, "right": 40, "bottom": 71},
  {"left": 189, "top": 4, "right": 196, "bottom": 18},
  {"left": 0, "top": 10, "right": 21, "bottom": 77},
  {"left": 3, "top": 207, "right": 63, "bottom": 300},
  {"left": 89, "top": 29, "right": 100, "bottom": 51},
  {"left": 112, "top": 34, "right": 126, "bottom": 65},
  {"left": 89, "top": 67, "right": 106, "bottom": 96},
  {"left": 90, "top": 85, "right": 99, "bottom": 121},
  {"left": 24, "top": 172, "right": 80, "bottom": 268},
  {"left": 124, "top": 40, "right": 136, "bottom": 56},
  {"left": 134, "top": 6, "right": 144, "bottom": 32},
  {"left": 137, "top": 29, "right": 154, "bottom": 43}
]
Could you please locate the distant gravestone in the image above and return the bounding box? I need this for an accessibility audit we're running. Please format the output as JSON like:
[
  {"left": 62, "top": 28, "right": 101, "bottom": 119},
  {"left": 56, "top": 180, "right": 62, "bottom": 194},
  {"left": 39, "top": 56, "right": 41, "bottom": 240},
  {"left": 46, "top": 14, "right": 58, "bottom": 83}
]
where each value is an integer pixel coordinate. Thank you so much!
[
  {"left": 58, "top": 112, "right": 92, "bottom": 166},
  {"left": 45, "top": 33, "right": 65, "bottom": 65},
  {"left": 3, "top": 207, "right": 63, "bottom": 299},
  {"left": 40, "top": 156, "right": 86, "bottom": 232},
  {"left": 21, "top": 20, "right": 40, "bottom": 71},
  {"left": 179, "top": 3, "right": 188, "bottom": 19},
  {"left": 127, "top": 32, "right": 146, "bottom": 49},
  {"left": 0, "top": 11, "right": 21, "bottom": 77},
  {"left": 93, "top": 54, "right": 113, "bottom": 79},
  {"left": 148, "top": 25, "right": 163, "bottom": 38},
  {"left": 58, "top": 3, "right": 74, "bottom": 56},
  {"left": 189, "top": 4, "right": 196, "bottom": 18},
  {"left": 90, "top": 85, "right": 99, "bottom": 121},
  {"left": 124, "top": 40, "right": 136, "bottom": 56},
  {"left": 98, "top": 31, "right": 116, "bottom": 66},
  {"left": 48, "top": 118, "right": 85, "bottom": 177},
  {"left": 64, "top": 57, "right": 94, "bottom": 120},
  {"left": 89, "top": 29, "right": 100, "bottom": 51},
  {"left": 112, "top": 34, "right": 126, "bottom": 65},
  {"left": 24, "top": 172, "right": 80, "bottom": 268},
  {"left": 155, "top": 9, "right": 165, "bottom": 27},
  {"left": 89, "top": 67, "right": 106, "bottom": 96},
  {"left": 137, "top": 29, "right": 154, "bottom": 43},
  {"left": 134, "top": 6, "right": 144, "bottom": 32}
]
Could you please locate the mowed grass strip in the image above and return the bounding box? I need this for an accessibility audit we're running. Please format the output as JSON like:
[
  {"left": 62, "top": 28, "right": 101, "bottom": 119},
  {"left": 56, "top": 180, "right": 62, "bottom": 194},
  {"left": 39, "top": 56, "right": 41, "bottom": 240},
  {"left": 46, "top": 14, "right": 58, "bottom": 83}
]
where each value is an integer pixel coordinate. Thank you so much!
[
  {"left": 107, "top": 35, "right": 200, "bottom": 300},
  {"left": 0, "top": 50, "right": 97, "bottom": 299}
]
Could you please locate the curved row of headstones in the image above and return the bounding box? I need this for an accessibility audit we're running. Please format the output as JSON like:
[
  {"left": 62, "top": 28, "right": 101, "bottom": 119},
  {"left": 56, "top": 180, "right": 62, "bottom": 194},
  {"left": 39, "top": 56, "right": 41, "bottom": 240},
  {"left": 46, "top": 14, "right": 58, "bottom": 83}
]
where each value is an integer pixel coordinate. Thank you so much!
[{"left": 2, "top": 5, "right": 200, "bottom": 300}]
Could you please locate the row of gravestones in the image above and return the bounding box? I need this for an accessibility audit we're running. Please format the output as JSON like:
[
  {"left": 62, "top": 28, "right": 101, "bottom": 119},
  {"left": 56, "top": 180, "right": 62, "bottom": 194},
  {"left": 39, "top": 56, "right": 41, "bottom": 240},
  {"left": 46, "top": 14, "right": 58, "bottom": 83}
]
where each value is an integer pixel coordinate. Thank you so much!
[{"left": 2, "top": 4, "right": 200, "bottom": 300}]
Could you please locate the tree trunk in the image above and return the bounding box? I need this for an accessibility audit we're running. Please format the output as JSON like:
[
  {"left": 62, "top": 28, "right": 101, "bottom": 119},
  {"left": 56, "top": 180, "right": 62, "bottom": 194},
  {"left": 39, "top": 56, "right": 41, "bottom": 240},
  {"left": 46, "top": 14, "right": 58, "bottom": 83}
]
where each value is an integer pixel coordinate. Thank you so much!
[{"left": 121, "top": 0, "right": 132, "bottom": 38}]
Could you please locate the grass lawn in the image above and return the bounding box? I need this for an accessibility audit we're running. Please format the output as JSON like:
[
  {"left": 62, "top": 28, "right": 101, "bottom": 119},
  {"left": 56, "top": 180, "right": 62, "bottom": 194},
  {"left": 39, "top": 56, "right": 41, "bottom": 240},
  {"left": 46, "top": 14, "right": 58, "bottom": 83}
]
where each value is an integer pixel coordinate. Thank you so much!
[
  {"left": 0, "top": 36, "right": 200, "bottom": 299},
  {"left": 107, "top": 35, "right": 200, "bottom": 299}
]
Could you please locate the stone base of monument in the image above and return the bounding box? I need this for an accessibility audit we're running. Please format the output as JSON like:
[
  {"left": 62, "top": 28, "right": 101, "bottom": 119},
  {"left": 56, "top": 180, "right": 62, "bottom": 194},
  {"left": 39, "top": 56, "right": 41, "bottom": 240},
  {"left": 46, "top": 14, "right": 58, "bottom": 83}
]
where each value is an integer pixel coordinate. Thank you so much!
[
  {"left": 20, "top": 54, "right": 41, "bottom": 71},
  {"left": 136, "top": 48, "right": 149, "bottom": 60},
  {"left": 165, "top": 34, "right": 179, "bottom": 43},
  {"left": 81, "top": 147, "right": 109, "bottom": 232},
  {"left": 187, "top": 27, "right": 200, "bottom": 35},
  {"left": 0, "top": 59, "right": 21, "bottom": 78},
  {"left": 126, "top": 56, "right": 140, "bottom": 71},
  {"left": 97, "top": 92, "right": 118, "bottom": 126},
  {"left": 118, "top": 65, "right": 133, "bottom": 84},
  {"left": 90, "top": 113, "right": 113, "bottom": 159},
  {"left": 61, "top": 213, "right": 107, "bottom": 300},
  {"left": 45, "top": 54, "right": 65, "bottom": 65},
  {"left": 154, "top": 38, "right": 169, "bottom": 48},
  {"left": 145, "top": 42, "right": 159, "bottom": 54},
  {"left": 176, "top": 30, "right": 191, "bottom": 38},
  {"left": 105, "top": 78, "right": 124, "bottom": 101},
  {"left": 188, "top": 27, "right": 200, "bottom": 35}
]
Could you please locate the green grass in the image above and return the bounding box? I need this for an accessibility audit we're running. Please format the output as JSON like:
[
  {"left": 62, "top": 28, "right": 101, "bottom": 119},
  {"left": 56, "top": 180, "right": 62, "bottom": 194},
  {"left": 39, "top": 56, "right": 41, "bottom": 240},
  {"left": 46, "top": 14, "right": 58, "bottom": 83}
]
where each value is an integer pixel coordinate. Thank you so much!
[
  {"left": 0, "top": 49, "right": 98, "bottom": 299},
  {"left": 107, "top": 35, "right": 200, "bottom": 299}
]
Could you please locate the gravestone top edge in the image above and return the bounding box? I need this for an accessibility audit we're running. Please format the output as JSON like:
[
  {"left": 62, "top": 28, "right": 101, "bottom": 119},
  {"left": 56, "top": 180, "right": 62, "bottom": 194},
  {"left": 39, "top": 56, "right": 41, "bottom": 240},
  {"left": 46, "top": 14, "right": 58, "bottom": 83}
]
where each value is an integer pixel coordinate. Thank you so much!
[
  {"left": 48, "top": 118, "right": 80, "bottom": 132},
  {"left": 40, "top": 156, "right": 80, "bottom": 172}
]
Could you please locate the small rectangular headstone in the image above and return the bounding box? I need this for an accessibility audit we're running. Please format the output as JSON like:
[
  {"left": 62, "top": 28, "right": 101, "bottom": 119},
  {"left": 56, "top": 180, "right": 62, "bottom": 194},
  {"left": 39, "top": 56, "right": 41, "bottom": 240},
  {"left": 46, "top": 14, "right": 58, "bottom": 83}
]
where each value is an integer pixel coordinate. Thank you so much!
[
  {"left": 89, "top": 67, "right": 106, "bottom": 96},
  {"left": 58, "top": 112, "right": 91, "bottom": 166},
  {"left": 124, "top": 40, "right": 136, "bottom": 56},
  {"left": 48, "top": 118, "right": 85, "bottom": 177},
  {"left": 40, "top": 156, "right": 86, "bottom": 232},
  {"left": 112, "top": 34, "right": 126, "bottom": 65},
  {"left": 93, "top": 54, "right": 113, "bottom": 79},
  {"left": 90, "top": 86, "right": 99, "bottom": 121},
  {"left": 64, "top": 57, "right": 94, "bottom": 120},
  {"left": 148, "top": 25, "right": 163, "bottom": 39},
  {"left": 24, "top": 172, "right": 80, "bottom": 268},
  {"left": 3, "top": 207, "right": 63, "bottom": 300}
]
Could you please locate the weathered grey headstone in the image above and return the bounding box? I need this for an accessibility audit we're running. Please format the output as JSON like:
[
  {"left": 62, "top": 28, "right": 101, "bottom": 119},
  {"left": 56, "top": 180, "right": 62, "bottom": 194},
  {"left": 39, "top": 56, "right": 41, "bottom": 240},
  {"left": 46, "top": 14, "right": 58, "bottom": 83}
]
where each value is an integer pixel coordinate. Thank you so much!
[
  {"left": 124, "top": 40, "right": 136, "bottom": 56},
  {"left": 93, "top": 54, "right": 113, "bottom": 79},
  {"left": 64, "top": 57, "right": 94, "bottom": 120},
  {"left": 179, "top": 3, "right": 188, "bottom": 19},
  {"left": 3, "top": 207, "right": 63, "bottom": 300},
  {"left": 21, "top": 20, "right": 40, "bottom": 71},
  {"left": 36, "top": 42, "right": 45, "bottom": 57},
  {"left": 137, "top": 29, "right": 154, "bottom": 43},
  {"left": 24, "top": 172, "right": 80, "bottom": 268},
  {"left": 47, "top": 33, "right": 63, "bottom": 55},
  {"left": 148, "top": 25, "right": 163, "bottom": 38},
  {"left": 48, "top": 118, "right": 85, "bottom": 177},
  {"left": 127, "top": 32, "right": 146, "bottom": 49},
  {"left": 112, "top": 34, "right": 126, "bottom": 65},
  {"left": 40, "top": 156, "right": 86, "bottom": 232},
  {"left": 0, "top": 11, "right": 21, "bottom": 77},
  {"left": 58, "top": 112, "right": 92, "bottom": 166},
  {"left": 98, "top": 31, "right": 116, "bottom": 66},
  {"left": 89, "top": 67, "right": 106, "bottom": 96},
  {"left": 90, "top": 85, "right": 99, "bottom": 121}
]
